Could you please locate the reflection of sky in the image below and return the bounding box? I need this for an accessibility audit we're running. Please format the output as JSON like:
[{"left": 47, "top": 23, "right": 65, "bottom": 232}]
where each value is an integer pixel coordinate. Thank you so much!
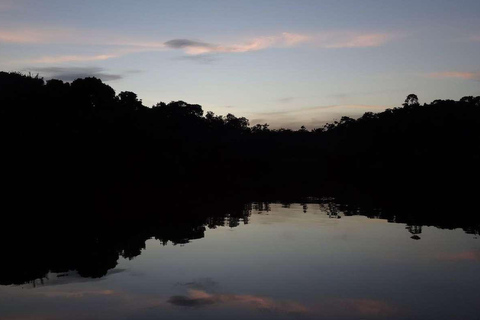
[
  {"left": 1, "top": 1, "right": 480, "bottom": 128},
  {"left": 1, "top": 203, "right": 480, "bottom": 319}
]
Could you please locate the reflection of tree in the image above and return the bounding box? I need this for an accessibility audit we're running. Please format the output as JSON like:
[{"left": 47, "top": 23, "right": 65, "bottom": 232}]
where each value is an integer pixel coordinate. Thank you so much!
[
  {"left": 465, "top": 225, "right": 480, "bottom": 239},
  {"left": 121, "top": 233, "right": 148, "bottom": 260},
  {"left": 1, "top": 194, "right": 479, "bottom": 286},
  {"left": 319, "top": 201, "right": 341, "bottom": 218},
  {"left": 253, "top": 202, "right": 271, "bottom": 213},
  {"left": 0, "top": 198, "right": 252, "bottom": 286},
  {"left": 281, "top": 202, "right": 291, "bottom": 208},
  {"left": 301, "top": 203, "right": 308, "bottom": 213},
  {"left": 406, "top": 225, "right": 422, "bottom": 240}
]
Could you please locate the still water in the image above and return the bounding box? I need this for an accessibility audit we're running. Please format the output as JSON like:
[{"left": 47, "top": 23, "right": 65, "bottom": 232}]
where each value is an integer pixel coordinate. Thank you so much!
[{"left": 1, "top": 201, "right": 479, "bottom": 319}]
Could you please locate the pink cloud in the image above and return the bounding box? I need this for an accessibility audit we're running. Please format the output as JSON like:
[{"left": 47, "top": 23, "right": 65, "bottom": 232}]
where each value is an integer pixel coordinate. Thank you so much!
[
  {"left": 28, "top": 54, "right": 119, "bottom": 64},
  {"left": 165, "top": 31, "right": 394, "bottom": 56},
  {"left": 165, "top": 32, "right": 311, "bottom": 55},
  {"left": 427, "top": 71, "right": 480, "bottom": 81},
  {"left": 319, "top": 32, "right": 393, "bottom": 48},
  {"left": 0, "top": 29, "right": 70, "bottom": 44},
  {"left": 2, "top": 27, "right": 396, "bottom": 65},
  {"left": 1, "top": 28, "right": 394, "bottom": 51}
]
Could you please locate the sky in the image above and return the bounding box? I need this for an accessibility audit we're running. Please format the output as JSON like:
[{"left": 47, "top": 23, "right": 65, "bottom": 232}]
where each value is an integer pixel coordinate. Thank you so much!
[{"left": 1, "top": 0, "right": 479, "bottom": 128}]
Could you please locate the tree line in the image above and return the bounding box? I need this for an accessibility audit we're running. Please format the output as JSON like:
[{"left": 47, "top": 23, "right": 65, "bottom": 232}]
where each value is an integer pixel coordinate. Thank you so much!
[{"left": 1, "top": 71, "right": 479, "bottom": 212}]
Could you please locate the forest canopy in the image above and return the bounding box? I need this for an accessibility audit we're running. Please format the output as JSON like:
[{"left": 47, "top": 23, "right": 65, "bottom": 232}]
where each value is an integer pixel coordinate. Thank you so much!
[{"left": 1, "top": 71, "right": 479, "bottom": 205}]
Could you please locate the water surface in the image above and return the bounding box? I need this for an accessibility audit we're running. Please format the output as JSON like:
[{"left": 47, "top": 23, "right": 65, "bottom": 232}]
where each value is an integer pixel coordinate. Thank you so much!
[{"left": 1, "top": 201, "right": 479, "bottom": 319}]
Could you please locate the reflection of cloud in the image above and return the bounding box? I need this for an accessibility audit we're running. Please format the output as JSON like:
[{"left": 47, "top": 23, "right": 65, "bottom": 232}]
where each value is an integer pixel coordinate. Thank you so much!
[
  {"left": 438, "top": 250, "right": 480, "bottom": 262},
  {"left": 30, "top": 269, "right": 126, "bottom": 287},
  {"left": 1, "top": 286, "right": 166, "bottom": 320},
  {"left": 168, "top": 289, "right": 308, "bottom": 314},
  {"left": 333, "top": 298, "right": 398, "bottom": 316},
  {"left": 427, "top": 71, "right": 480, "bottom": 81},
  {"left": 41, "top": 290, "right": 115, "bottom": 298},
  {"left": 168, "top": 290, "right": 399, "bottom": 318},
  {"left": 168, "top": 291, "right": 216, "bottom": 307},
  {"left": 26, "top": 67, "right": 133, "bottom": 82},
  {"left": 176, "top": 278, "right": 218, "bottom": 291}
]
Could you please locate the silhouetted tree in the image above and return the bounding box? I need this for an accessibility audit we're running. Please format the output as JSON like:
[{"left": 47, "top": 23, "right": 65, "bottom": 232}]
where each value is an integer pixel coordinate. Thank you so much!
[{"left": 403, "top": 93, "right": 419, "bottom": 108}]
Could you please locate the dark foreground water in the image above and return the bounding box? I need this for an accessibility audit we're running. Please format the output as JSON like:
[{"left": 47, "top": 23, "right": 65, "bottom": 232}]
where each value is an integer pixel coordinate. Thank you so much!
[{"left": 1, "top": 201, "right": 479, "bottom": 320}]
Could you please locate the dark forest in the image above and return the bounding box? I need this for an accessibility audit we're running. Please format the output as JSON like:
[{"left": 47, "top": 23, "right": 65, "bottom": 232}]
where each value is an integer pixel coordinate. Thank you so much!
[{"left": 2, "top": 71, "right": 479, "bottom": 203}]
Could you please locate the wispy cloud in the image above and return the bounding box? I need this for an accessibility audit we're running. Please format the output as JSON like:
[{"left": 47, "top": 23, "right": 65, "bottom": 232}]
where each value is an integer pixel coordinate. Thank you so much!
[
  {"left": 1, "top": 28, "right": 166, "bottom": 63},
  {"left": 18, "top": 44, "right": 166, "bottom": 64},
  {"left": 175, "top": 54, "right": 218, "bottom": 64},
  {"left": 165, "top": 32, "right": 310, "bottom": 55},
  {"left": 29, "top": 54, "right": 118, "bottom": 64},
  {"left": 318, "top": 32, "right": 393, "bottom": 48},
  {"left": 0, "top": 28, "right": 167, "bottom": 51},
  {"left": 1, "top": 27, "right": 393, "bottom": 52},
  {"left": 165, "top": 39, "right": 215, "bottom": 52},
  {"left": 25, "top": 67, "right": 133, "bottom": 82},
  {"left": 2, "top": 27, "right": 396, "bottom": 65},
  {"left": 164, "top": 31, "right": 394, "bottom": 56},
  {"left": 0, "top": 29, "right": 70, "bottom": 44},
  {"left": 427, "top": 71, "right": 480, "bottom": 81}
]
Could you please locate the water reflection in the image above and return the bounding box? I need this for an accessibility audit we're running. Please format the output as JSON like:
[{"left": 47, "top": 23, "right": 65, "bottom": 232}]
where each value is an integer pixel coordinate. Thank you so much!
[
  {"left": 0, "top": 199, "right": 252, "bottom": 286},
  {"left": 1, "top": 196, "right": 479, "bottom": 287},
  {"left": 1, "top": 196, "right": 479, "bottom": 320}
]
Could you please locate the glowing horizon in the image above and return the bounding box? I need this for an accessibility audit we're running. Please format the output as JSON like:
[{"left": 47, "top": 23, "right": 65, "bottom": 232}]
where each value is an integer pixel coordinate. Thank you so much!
[{"left": 1, "top": 0, "right": 479, "bottom": 128}]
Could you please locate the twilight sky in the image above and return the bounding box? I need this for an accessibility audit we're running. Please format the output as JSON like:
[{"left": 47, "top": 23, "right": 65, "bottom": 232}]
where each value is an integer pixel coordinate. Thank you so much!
[{"left": 1, "top": 0, "right": 479, "bottom": 128}]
